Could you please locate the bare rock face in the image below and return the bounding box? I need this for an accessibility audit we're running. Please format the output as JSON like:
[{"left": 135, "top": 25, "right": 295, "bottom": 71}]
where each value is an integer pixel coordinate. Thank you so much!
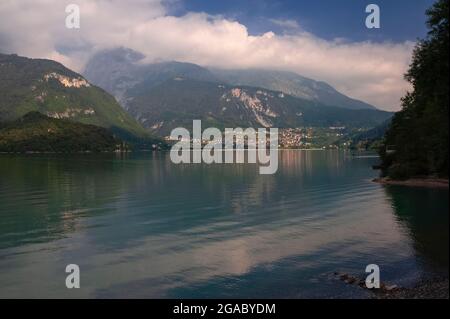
[{"left": 44, "top": 72, "right": 91, "bottom": 88}]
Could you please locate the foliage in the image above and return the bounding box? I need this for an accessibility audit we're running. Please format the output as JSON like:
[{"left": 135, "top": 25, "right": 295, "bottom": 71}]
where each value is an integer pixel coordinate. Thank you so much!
[
  {"left": 380, "top": 0, "right": 449, "bottom": 179},
  {"left": 0, "top": 112, "right": 122, "bottom": 153}
]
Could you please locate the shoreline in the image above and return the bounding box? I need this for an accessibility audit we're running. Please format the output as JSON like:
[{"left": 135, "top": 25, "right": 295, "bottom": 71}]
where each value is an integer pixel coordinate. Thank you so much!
[
  {"left": 336, "top": 272, "right": 449, "bottom": 299},
  {"left": 373, "top": 177, "right": 449, "bottom": 189},
  {"left": 374, "top": 278, "right": 449, "bottom": 299}
]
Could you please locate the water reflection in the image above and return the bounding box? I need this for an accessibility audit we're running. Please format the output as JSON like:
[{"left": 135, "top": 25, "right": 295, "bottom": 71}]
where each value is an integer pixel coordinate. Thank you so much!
[
  {"left": 383, "top": 185, "right": 449, "bottom": 272},
  {"left": 0, "top": 154, "right": 125, "bottom": 249},
  {"left": 0, "top": 151, "right": 448, "bottom": 298}
]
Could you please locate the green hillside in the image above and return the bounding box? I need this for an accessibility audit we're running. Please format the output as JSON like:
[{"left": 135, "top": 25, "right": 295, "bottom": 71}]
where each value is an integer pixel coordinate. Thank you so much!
[
  {"left": 0, "top": 53, "right": 149, "bottom": 140},
  {"left": 126, "top": 78, "right": 393, "bottom": 136}
]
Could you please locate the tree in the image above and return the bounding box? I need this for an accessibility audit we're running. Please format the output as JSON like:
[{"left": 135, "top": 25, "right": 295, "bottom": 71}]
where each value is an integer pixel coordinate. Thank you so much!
[{"left": 380, "top": 0, "right": 449, "bottom": 179}]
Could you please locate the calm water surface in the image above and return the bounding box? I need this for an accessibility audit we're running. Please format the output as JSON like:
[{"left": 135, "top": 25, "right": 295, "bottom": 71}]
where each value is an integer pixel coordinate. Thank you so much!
[{"left": 0, "top": 151, "right": 448, "bottom": 298}]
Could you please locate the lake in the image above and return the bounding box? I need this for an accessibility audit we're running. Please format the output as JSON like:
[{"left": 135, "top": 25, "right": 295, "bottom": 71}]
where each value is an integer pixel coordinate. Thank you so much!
[{"left": 0, "top": 151, "right": 448, "bottom": 298}]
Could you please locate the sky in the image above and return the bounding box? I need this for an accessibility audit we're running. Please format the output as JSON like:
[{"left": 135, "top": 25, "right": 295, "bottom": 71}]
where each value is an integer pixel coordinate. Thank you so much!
[
  {"left": 173, "top": 0, "right": 434, "bottom": 42},
  {"left": 0, "top": 0, "right": 436, "bottom": 111}
]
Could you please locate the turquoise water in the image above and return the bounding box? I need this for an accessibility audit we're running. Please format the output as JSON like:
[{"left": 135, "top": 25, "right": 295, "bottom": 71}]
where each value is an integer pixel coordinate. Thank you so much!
[{"left": 0, "top": 151, "right": 448, "bottom": 298}]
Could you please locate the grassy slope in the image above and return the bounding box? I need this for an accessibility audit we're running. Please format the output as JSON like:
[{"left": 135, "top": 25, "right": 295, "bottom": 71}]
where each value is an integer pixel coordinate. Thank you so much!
[{"left": 0, "top": 53, "right": 149, "bottom": 139}]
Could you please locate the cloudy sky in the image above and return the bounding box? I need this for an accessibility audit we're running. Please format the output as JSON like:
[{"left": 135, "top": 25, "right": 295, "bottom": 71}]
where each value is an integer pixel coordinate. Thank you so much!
[{"left": 0, "top": 0, "right": 435, "bottom": 111}]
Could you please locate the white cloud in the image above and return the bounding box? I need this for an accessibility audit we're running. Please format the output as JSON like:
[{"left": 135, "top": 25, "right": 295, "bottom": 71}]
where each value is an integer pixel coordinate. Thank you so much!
[{"left": 0, "top": 0, "right": 414, "bottom": 110}]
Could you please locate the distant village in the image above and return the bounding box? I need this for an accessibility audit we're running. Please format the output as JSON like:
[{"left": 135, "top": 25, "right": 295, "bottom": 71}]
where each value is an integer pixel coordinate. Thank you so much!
[{"left": 164, "top": 126, "right": 361, "bottom": 150}]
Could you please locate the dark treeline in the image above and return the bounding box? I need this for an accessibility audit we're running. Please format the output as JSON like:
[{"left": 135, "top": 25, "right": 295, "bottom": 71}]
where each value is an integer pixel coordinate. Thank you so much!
[
  {"left": 380, "top": 0, "right": 449, "bottom": 179},
  {"left": 0, "top": 112, "right": 121, "bottom": 153}
]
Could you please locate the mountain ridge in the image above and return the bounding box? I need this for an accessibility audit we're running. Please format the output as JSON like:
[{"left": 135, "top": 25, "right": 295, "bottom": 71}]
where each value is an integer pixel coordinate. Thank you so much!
[
  {"left": 82, "top": 48, "right": 391, "bottom": 137},
  {"left": 126, "top": 77, "right": 392, "bottom": 136},
  {"left": 84, "top": 48, "right": 378, "bottom": 111},
  {"left": 209, "top": 68, "right": 377, "bottom": 111},
  {"left": 0, "top": 53, "right": 150, "bottom": 141}
]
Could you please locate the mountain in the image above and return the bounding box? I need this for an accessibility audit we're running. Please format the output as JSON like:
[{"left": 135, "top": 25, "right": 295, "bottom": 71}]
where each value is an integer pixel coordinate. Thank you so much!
[
  {"left": 83, "top": 48, "right": 217, "bottom": 109},
  {"left": 0, "top": 53, "right": 150, "bottom": 141},
  {"left": 84, "top": 48, "right": 378, "bottom": 112},
  {"left": 125, "top": 78, "right": 392, "bottom": 136},
  {"left": 0, "top": 112, "right": 120, "bottom": 153},
  {"left": 83, "top": 48, "right": 391, "bottom": 136},
  {"left": 210, "top": 69, "right": 377, "bottom": 110}
]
